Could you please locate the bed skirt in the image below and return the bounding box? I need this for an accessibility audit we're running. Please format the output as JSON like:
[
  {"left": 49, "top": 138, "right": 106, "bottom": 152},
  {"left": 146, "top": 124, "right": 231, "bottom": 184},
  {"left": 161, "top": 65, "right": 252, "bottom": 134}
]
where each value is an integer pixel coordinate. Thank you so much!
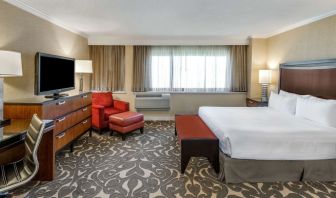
[{"left": 218, "top": 151, "right": 336, "bottom": 183}]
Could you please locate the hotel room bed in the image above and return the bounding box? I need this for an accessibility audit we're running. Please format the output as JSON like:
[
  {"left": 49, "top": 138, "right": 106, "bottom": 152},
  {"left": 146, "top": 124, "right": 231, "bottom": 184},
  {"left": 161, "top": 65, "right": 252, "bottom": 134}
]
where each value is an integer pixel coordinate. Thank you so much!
[
  {"left": 199, "top": 106, "right": 336, "bottom": 183},
  {"left": 199, "top": 106, "right": 336, "bottom": 160},
  {"left": 198, "top": 58, "right": 336, "bottom": 183}
]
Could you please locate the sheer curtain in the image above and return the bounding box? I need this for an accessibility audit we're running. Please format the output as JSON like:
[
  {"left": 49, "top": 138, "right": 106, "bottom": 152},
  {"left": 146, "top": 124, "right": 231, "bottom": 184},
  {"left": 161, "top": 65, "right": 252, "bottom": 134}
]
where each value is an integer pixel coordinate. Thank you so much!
[{"left": 149, "top": 46, "right": 231, "bottom": 92}]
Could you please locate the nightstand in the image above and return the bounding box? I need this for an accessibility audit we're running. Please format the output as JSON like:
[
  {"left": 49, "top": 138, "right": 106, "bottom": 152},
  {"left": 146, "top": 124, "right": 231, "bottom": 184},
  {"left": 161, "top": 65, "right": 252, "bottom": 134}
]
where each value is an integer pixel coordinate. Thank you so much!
[{"left": 246, "top": 98, "right": 268, "bottom": 107}]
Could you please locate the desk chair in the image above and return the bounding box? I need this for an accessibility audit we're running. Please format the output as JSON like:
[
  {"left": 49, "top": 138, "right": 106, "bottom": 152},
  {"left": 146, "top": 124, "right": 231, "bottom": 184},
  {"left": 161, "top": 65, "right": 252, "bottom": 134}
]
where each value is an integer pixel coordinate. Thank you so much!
[{"left": 0, "top": 114, "right": 46, "bottom": 197}]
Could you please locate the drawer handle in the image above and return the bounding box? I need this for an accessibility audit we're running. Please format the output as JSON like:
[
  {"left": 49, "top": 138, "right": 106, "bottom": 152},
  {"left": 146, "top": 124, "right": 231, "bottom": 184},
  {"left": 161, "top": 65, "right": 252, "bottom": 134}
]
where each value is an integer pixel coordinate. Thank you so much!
[
  {"left": 57, "top": 100, "right": 66, "bottom": 105},
  {"left": 56, "top": 132, "right": 65, "bottom": 139},
  {"left": 57, "top": 117, "right": 66, "bottom": 122},
  {"left": 82, "top": 95, "right": 88, "bottom": 98},
  {"left": 82, "top": 120, "right": 88, "bottom": 124},
  {"left": 82, "top": 107, "right": 88, "bottom": 112}
]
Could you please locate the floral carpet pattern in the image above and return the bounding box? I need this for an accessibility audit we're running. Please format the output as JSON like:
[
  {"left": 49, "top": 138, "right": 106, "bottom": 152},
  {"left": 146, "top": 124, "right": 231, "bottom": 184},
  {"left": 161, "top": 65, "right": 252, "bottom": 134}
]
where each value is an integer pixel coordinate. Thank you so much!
[{"left": 12, "top": 121, "right": 336, "bottom": 198}]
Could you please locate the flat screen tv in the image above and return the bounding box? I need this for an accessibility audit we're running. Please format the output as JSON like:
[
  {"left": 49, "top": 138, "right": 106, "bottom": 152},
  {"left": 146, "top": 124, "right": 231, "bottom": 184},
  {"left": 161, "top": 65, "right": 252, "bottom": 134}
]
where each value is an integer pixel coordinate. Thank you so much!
[{"left": 35, "top": 52, "right": 75, "bottom": 98}]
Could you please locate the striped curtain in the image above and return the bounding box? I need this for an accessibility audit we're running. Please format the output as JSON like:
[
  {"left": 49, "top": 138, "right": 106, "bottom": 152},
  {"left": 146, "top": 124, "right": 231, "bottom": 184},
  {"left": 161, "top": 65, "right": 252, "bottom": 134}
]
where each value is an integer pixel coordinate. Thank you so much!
[
  {"left": 89, "top": 45, "right": 125, "bottom": 91},
  {"left": 132, "top": 46, "right": 152, "bottom": 92},
  {"left": 228, "top": 45, "right": 247, "bottom": 92}
]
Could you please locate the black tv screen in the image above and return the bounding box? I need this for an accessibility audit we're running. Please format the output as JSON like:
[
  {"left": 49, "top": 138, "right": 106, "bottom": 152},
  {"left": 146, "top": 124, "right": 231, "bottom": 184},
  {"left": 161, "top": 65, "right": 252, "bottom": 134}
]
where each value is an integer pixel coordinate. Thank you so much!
[{"left": 35, "top": 53, "right": 75, "bottom": 96}]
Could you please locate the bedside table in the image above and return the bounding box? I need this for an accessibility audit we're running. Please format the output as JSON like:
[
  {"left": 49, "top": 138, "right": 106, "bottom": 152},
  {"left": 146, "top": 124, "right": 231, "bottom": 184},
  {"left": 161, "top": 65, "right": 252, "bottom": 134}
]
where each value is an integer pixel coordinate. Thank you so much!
[{"left": 246, "top": 98, "right": 268, "bottom": 107}]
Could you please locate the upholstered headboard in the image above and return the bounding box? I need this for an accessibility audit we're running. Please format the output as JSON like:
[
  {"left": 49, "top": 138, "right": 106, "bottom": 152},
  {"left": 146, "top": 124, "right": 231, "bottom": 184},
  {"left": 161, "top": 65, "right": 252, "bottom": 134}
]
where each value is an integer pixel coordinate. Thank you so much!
[{"left": 279, "top": 59, "right": 336, "bottom": 99}]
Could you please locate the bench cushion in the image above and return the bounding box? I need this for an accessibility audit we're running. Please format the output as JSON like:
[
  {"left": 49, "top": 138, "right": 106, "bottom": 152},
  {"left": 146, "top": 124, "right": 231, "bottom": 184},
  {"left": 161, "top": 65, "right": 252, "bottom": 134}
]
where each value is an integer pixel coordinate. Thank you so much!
[
  {"left": 109, "top": 111, "right": 144, "bottom": 127},
  {"left": 175, "top": 115, "right": 217, "bottom": 140}
]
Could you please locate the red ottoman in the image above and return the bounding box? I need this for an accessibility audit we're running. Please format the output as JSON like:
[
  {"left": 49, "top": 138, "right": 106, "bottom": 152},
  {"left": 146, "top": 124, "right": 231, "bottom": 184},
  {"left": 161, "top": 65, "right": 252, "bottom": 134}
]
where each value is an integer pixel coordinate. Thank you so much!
[{"left": 109, "top": 112, "right": 144, "bottom": 140}]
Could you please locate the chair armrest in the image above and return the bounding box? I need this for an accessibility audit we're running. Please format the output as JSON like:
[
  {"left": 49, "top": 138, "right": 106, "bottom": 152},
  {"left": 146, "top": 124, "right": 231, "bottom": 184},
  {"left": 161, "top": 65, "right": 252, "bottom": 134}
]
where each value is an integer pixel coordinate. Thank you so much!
[
  {"left": 113, "top": 100, "right": 129, "bottom": 112},
  {"left": 92, "top": 104, "right": 105, "bottom": 109},
  {"left": 92, "top": 105, "right": 105, "bottom": 128}
]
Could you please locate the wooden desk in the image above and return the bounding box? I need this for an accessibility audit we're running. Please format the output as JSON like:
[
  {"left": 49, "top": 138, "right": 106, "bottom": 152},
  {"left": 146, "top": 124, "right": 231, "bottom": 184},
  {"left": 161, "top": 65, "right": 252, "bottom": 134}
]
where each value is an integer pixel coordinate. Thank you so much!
[
  {"left": 1, "top": 119, "right": 55, "bottom": 181},
  {"left": 3, "top": 92, "right": 92, "bottom": 181},
  {"left": 4, "top": 92, "right": 92, "bottom": 152}
]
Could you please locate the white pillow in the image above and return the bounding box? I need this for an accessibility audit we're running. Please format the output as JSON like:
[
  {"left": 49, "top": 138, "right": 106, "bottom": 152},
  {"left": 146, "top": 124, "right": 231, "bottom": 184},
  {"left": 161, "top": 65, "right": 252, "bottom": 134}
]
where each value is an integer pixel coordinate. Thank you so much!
[
  {"left": 279, "top": 90, "right": 310, "bottom": 99},
  {"left": 268, "top": 92, "right": 297, "bottom": 115},
  {"left": 296, "top": 97, "right": 336, "bottom": 128},
  {"left": 279, "top": 90, "right": 297, "bottom": 97}
]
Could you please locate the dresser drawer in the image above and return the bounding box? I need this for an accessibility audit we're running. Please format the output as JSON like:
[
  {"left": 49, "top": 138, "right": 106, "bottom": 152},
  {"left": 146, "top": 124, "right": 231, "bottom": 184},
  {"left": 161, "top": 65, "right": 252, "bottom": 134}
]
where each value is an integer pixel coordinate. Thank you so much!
[
  {"left": 43, "top": 99, "right": 76, "bottom": 119},
  {"left": 55, "top": 117, "right": 92, "bottom": 151},
  {"left": 43, "top": 94, "right": 91, "bottom": 119},
  {"left": 53, "top": 105, "right": 92, "bottom": 133},
  {"left": 73, "top": 118, "right": 91, "bottom": 139},
  {"left": 55, "top": 128, "right": 74, "bottom": 151},
  {"left": 81, "top": 93, "right": 92, "bottom": 107}
]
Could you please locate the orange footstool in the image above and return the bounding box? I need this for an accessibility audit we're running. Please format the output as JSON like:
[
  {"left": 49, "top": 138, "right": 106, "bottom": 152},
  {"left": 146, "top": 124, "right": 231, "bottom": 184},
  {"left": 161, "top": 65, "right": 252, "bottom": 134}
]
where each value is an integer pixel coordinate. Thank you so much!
[{"left": 109, "top": 112, "right": 144, "bottom": 140}]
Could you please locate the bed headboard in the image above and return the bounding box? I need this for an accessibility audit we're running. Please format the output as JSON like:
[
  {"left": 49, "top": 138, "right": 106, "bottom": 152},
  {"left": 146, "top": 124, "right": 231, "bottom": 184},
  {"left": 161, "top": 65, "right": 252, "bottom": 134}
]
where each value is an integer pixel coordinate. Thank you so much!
[{"left": 279, "top": 59, "right": 336, "bottom": 99}]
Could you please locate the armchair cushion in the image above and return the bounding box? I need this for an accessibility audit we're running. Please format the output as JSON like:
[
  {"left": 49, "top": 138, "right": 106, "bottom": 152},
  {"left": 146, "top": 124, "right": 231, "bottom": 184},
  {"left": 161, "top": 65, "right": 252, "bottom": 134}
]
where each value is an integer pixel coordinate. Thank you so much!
[
  {"left": 104, "top": 107, "right": 122, "bottom": 120},
  {"left": 113, "top": 100, "right": 130, "bottom": 112},
  {"left": 92, "top": 92, "right": 113, "bottom": 107}
]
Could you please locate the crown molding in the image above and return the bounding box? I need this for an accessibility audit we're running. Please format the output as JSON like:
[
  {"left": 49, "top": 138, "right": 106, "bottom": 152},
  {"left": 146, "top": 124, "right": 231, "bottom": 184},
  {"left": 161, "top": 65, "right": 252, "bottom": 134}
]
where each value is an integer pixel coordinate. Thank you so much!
[
  {"left": 5, "top": 0, "right": 336, "bottom": 43},
  {"left": 88, "top": 36, "right": 249, "bottom": 45},
  {"left": 4, "top": 0, "right": 87, "bottom": 38},
  {"left": 251, "top": 10, "right": 336, "bottom": 39}
]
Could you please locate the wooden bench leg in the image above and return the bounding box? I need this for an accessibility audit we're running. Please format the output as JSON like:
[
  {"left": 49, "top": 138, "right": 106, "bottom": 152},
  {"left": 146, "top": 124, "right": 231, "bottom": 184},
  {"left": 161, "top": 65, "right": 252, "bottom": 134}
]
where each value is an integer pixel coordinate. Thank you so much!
[
  {"left": 208, "top": 143, "right": 219, "bottom": 173},
  {"left": 181, "top": 155, "right": 190, "bottom": 174},
  {"left": 209, "top": 156, "right": 219, "bottom": 173},
  {"left": 110, "top": 130, "right": 113, "bottom": 136},
  {"left": 70, "top": 143, "right": 74, "bottom": 153},
  {"left": 181, "top": 143, "right": 191, "bottom": 174},
  {"left": 121, "top": 134, "right": 126, "bottom": 141},
  {"left": 140, "top": 127, "right": 144, "bottom": 134}
]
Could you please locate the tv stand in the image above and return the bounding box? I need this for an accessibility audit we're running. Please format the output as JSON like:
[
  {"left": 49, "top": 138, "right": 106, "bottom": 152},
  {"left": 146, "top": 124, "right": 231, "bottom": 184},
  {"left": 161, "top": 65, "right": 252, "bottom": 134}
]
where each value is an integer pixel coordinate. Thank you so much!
[{"left": 45, "top": 93, "right": 69, "bottom": 99}]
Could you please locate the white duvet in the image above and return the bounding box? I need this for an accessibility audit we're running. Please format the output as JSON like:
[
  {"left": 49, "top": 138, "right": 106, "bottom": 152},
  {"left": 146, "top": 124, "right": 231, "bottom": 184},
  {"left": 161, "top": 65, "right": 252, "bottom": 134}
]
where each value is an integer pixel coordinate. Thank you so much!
[{"left": 199, "top": 106, "right": 336, "bottom": 160}]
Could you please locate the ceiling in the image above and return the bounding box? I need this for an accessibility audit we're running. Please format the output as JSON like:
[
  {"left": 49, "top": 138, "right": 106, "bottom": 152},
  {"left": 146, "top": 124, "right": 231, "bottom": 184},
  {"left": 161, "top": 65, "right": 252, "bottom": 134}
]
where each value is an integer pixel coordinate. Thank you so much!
[{"left": 5, "top": 0, "right": 336, "bottom": 45}]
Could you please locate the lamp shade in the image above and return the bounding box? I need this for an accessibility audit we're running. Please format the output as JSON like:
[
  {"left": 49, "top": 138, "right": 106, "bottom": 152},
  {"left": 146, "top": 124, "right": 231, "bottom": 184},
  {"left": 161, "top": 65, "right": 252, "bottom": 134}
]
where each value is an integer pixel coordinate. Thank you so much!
[
  {"left": 0, "top": 50, "right": 23, "bottom": 77},
  {"left": 75, "top": 60, "right": 93, "bottom": 73},
  {"left": 259, "top": 70, "right": 272, "bottom": 84}
]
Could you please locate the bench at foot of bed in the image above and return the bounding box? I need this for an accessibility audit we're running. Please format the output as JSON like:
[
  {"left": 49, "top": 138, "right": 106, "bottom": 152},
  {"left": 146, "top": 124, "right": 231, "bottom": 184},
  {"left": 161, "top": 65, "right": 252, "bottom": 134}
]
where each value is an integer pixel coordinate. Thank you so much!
[{"left": 175, "top": 115, "right": 219, "bottom": 174}]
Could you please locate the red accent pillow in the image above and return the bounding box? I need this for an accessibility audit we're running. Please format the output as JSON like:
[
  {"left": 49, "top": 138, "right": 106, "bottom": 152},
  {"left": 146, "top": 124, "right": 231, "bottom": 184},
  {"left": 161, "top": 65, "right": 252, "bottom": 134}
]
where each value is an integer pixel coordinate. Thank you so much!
[{"left": 92, "top": 92, "right": 113, "bottom": 107}]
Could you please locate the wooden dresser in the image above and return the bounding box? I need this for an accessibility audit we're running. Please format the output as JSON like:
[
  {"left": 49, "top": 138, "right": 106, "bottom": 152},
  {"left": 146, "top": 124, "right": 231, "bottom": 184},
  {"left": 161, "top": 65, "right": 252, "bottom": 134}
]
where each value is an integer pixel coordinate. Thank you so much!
[{"left": 4, "top": 92, "right": 92, "bottom": 152}]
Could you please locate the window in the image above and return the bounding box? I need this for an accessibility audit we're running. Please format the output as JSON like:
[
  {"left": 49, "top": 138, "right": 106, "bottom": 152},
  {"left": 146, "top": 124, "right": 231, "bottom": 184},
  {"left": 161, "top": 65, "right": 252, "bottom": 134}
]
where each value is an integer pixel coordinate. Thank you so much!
[{"left": 149, "top": 46, "right": 230, "bottom": 92}]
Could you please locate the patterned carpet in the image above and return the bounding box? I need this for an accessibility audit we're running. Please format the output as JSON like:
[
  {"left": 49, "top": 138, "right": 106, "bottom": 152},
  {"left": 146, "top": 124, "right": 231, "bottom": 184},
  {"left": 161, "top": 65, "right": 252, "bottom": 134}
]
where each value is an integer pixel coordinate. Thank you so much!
[{"left": 12, "top": 121, "right": 336, "bottom": 198}]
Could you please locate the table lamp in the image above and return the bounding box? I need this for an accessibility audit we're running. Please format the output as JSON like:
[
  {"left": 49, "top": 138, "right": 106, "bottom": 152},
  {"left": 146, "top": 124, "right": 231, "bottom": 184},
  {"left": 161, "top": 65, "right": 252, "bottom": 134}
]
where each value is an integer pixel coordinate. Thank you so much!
[
  {"left": 0, "top": 50, "right": 22, "bottom": 77},
  {"left": 0, "top": 50, "right": 22, "bottom": 126},
  {"left": 259, "top": 69, "right": 271, "bottom": 102},
  {"left": 75, "top": 60, "right": 93, "bottom": 92}
]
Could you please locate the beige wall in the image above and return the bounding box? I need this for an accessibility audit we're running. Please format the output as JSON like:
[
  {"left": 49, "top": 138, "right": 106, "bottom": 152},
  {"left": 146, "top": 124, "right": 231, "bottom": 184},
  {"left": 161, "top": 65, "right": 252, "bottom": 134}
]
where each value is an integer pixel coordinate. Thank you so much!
[
  {"left": 0, "top": 1, "right": 90, "bottom": 100},
  {"left": 248, "top": 15, "right": 336, "bottom": 96},
  {"left": 266, "top": 15, "right": 336, "bottom": 91},
  {"left": 247, "top": 38, "right": 267, "bottom": 98},
  {"left": 112, "top": 46, "right": 246, "bottom": 120}
]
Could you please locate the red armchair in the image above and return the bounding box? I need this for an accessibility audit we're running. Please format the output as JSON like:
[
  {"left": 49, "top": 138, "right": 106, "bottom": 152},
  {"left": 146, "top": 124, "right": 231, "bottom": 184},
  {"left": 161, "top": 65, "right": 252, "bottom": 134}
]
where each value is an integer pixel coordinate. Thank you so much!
[{"left": 92, "top": 92, "right": 129, "bottom": 133}]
